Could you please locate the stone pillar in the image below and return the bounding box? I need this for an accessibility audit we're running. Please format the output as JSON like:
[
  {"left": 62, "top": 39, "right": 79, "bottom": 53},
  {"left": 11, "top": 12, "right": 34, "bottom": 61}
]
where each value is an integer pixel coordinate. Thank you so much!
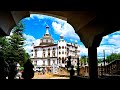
[{"left": 88, "top": 46, "right": 98, "bottom": 79}]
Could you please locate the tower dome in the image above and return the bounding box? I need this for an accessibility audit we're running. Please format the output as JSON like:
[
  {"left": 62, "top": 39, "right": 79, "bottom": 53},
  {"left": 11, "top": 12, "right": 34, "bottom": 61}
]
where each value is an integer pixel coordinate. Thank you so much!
[{"left": 39, "top": 25, "right": 54, "bottom": 46}]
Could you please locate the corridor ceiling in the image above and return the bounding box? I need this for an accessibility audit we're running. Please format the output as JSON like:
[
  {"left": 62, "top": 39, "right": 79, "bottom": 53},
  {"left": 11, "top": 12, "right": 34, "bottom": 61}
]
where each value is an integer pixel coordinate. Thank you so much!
[{"left": 0, "top": 1, "right": 120, "bottom": 48}]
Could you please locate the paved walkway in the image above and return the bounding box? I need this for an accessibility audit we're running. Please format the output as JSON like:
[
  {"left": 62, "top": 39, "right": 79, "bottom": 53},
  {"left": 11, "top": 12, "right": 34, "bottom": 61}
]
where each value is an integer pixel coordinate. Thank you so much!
[
  {"left": 33, "top": 72, "right": 53, "bottom": 79},
  {"left": 50, "top": 77, "right": 69, "bottom": 79},
  {"left": 33, "top": 72, "right": 69, "bottom": 79}
]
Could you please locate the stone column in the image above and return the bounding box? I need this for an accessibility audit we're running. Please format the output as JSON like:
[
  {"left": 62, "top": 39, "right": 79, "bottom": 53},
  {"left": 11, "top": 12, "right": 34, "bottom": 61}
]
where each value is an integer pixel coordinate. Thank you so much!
[{"left": 88, "top": 46, "right": 98, "bottom": 79}]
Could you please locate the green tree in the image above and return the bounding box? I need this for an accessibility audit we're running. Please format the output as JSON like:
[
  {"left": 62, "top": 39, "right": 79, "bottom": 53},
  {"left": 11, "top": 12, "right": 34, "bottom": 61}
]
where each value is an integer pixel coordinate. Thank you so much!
[
  {"left": 106, "top": 53, "right": 120, "bottom": 63},
  {"left": 80, "top": 55, "right": 87, "bottom": 65},
  {"left": 0, "top": 36, "right": 9, "bottom": 60},
  {"left": 6, "top": 22, "right": 29, "bottom": 66}
]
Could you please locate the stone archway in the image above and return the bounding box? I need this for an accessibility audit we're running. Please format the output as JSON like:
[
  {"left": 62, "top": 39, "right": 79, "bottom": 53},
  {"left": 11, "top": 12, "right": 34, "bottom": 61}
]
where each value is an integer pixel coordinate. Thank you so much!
[{"left": 1, "top": 11, "right": 120, "bottom": 79}]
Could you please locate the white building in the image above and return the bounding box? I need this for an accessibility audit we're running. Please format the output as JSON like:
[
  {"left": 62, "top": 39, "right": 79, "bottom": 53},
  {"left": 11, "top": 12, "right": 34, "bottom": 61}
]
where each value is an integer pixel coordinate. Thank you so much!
[{"left": 31, "top": 25, "right": 80, "bottom": 69}]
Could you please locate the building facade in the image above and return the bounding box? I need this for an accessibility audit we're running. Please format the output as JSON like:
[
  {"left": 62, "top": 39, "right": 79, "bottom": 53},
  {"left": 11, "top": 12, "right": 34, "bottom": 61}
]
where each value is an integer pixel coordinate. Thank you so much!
[{"left": 30, "top": 25, "right": 80, "bottom": 69}]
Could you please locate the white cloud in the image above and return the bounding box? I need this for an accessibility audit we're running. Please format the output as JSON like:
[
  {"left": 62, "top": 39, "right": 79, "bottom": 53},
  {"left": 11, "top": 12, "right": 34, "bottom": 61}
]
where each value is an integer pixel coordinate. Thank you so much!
[
  {"left": 79, "top": 45, "right": 88, "bottom": 56},
  {"left": 108, "top": 35, "right": 120, "bottom": 46},
  {"left": 23, "top": 34, "right": 40, "bottom": 54},
  {"left": 23, "top": 14, "right": 120, "bottom": 58},
  {"left": 103, "top": 35, "right": 109, "bottom": 39},
  {"left": 25, "top": 17, "right": 31, "bottom": 20},
  {"left": 52, "top": 21, "right": 80, "bottom": 40},
  {"left": 30, "top": 14, "right": 46, "bottom": 19},
  {"left": 70, "top": 39, "right": 73, "bottom": 42},
  {"left": 24, "top": 14, "right": 49, "bottom": 21},
  {"left": 75, "top": 40, "right": 78, "bottom": 43},
  {"left": 98, "top": 31, "right": 120, "bottom": 58},
  {"left": 97, "top": 45, "right": 114, "bottom": 56}
]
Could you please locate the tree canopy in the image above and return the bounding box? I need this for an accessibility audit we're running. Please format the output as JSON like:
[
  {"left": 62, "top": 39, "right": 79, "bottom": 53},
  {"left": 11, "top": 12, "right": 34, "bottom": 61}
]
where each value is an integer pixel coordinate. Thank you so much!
[
  {"left": 0, "top": 22, "right": 30, "bottom": 66},
  {"left": 106, "top": 53, "right": 120, "bottom": 62}
]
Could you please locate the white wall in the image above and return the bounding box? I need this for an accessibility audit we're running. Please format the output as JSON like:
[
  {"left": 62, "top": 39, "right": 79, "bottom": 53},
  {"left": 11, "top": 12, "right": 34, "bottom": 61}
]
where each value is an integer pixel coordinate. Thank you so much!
[
  {"left": 57, "top": 39, "right": 67, "bottom": 58},
  {"left": 37, "top": 60, "right": 43, "bottom": 66}
]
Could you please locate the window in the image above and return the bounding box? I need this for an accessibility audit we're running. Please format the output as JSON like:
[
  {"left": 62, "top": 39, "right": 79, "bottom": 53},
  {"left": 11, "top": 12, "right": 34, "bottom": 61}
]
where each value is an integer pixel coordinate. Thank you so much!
[
  {"left": 43, "top": 54, "right": 45, "bottom": 57},
  {"left": 35, "top": 49, "right": 37, "bottom": 57},
  {"left": 67, "top": 48, "right": 69, "bottom": 51},
  {"left": 62, "top": 60, "right": 64, "bottom": 63},
  {"left": 48, "top": 48, "right": 50, "bottom": 51},
  {"left": 48, "top": 52, "right": 50, "bottom": 57},
  {"left": 43, "top": 61, "right": 45, "bottom": 66},
  {"left": 62, "top": 46, "right": 64, "bottom": 49},
  {"left": 59, "top": 52, "right": 61, "bottom": 54},
  {"left": 62, "top": 51, "right": 64, "bottom": 54},
  {"left": 59, "top": 46, "right": 61, "bottom": 49},
  {"left": 53, "top": 52, "right": 55, "bottom": 57},
  {"left": 46, "top": 40, "right": 48, "bottom": 43},
  {"left": 53, "top": 48, "right": 55, "bottom": 50},
  {"left": 48, "top": 59, "right": 50, "bottom": 66},
  {"left": 59, "top": 57, "right": 61, "bottom": 60},
  {"left": 43, "top": 49, "right": 45, "bottom": 52},
  {"left": 53, "top": 60, "right": 55, "bottom": 64}
]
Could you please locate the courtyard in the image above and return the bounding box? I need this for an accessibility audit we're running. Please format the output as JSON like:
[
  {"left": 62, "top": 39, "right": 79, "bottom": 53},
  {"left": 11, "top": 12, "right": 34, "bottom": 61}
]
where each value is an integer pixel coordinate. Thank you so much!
[{"left": 32, "top": 72, "right": 69, "bottom": 79}]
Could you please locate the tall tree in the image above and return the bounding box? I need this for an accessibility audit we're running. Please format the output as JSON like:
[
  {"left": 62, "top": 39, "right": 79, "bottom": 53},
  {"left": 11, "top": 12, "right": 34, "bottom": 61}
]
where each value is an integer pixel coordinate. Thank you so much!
[
  {"left": 80, "top": 55, "right": 87, "bottom": 66},
  {"left": 0, "top": 36, "right": 9, "bottom": 60},
  {"left": 106, "top": 53, "right": 120, "bottom": 63},
  {"left": 6, "top": 22, "right": 29, "bottom": 66}
]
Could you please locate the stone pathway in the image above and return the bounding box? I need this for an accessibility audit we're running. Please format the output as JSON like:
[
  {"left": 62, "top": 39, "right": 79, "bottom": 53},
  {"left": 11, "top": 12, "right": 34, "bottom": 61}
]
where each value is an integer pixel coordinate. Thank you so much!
[
  {"left": 50, "top": 77, "right": 69, "bottom": 79},
  {"left": 33, "top": 72, "right": 53, "bottom": 79},
  {"left": 33, "top": 72, "right": 69, "bottom": 79}
]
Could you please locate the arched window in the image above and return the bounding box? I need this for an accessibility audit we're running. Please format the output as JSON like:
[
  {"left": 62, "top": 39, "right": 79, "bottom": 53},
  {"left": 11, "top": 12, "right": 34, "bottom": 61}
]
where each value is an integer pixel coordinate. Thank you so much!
[
  {"left": 48, "top": 59, "right": 50, "bottom": 66},
  {"left": 48, "top": 48, "right": 50, "bottom": 51},
  {"left": 43, "top": 49, "right": 45, "bottom": 57},
  {"left": 53, "top": 48, "right": 55, "bottom": 50},
  {"left": 62, "top": 51, "right": 64, "bottom": 54},
  {"left": 52, "top": 48, "right": 55, "bottom": 57},
  {"left": 53, "top": 60, "right": 55, "bottom": 64},
  {"left": 35, "top": 49, "right": 37, "bottom": 57},
  {"left": 43, "top": 61, "right": 45, "bottom": 66},
  {"left": 59, "top": 52, "right": 61, "bottom": 54},
  {"left": 48, "top": 48, "right": 50, "bottom": 57},
  {"left": 59, "top": 57, "right": 61, "bottom": 60},
  {"left": 46, "top": 40, "right": 48, "bottom": 43},
  {"left": 62, "top": 60, "right": 64, "bottom": 63},
  {"left": 62, "top": 46, "right": 64, "bottom": 49},
  {"left": 59, "top": 46, "right": 61, "bottom": 49}
]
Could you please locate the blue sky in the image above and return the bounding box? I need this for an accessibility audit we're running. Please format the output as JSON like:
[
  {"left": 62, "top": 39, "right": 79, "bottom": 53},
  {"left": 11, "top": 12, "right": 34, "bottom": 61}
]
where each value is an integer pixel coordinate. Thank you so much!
[{"left": 19, "top": 14, "right": 120, "bottom": 59}]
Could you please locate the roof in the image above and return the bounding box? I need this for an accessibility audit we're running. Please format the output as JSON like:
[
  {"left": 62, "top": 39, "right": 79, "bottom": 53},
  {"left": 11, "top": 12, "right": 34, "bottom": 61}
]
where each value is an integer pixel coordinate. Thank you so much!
[
  {"left": 34, "top": 44, "right": 57, "bottom": 48},
  {"left": 42, "top": 34, "right": 53, "bottom": 39}
]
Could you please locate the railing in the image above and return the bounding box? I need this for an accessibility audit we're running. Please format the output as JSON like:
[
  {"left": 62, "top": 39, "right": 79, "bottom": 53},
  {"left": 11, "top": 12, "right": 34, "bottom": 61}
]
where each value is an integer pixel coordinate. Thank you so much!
[{"left": 101, "top": 60, "right": 120, "bottom": 75}]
